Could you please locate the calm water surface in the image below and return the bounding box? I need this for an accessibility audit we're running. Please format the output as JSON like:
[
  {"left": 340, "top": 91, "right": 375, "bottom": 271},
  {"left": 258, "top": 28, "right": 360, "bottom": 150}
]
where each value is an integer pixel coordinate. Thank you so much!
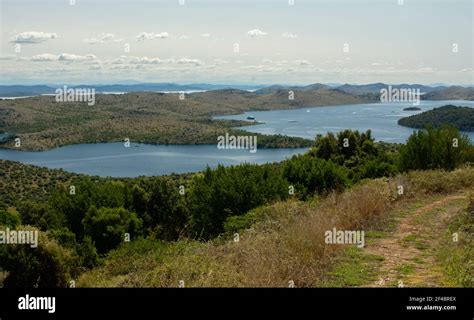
[
  {"left": 0, "top": 143, "right": 306, "bottom": 177},
  {"left": 1, "top": 100, "right": 472, "bottom": 177},
  {"left": 216, "top": 100, "right": 474, "bottom": 143}
]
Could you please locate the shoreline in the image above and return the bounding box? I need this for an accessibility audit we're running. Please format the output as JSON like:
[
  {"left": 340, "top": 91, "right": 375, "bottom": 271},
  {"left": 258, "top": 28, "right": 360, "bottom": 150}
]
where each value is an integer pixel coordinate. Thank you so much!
[{"left": 2, "top": 98, "right": 473, "bottom": 152}]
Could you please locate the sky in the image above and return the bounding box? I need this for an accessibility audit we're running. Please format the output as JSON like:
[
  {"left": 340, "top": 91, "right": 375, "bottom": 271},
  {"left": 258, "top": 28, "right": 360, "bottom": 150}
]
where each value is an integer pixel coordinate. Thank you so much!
[{"left": 0, "top": 0, "right": 473, "bottom": 85}]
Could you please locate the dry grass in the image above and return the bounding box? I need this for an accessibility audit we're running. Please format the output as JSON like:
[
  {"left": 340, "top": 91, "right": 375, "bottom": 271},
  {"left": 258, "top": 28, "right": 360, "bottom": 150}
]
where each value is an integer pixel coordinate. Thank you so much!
[{"left": 77, "top": 167, "right": 474, "bottom": 288}]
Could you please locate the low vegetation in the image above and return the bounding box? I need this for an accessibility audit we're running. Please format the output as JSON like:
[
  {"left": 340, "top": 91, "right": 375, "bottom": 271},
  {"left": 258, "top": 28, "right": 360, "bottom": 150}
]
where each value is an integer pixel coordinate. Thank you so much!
[
  {"left": 0, "top": 89, "right": 371, "bottom": 151},
  {"left": 76, "top": 168, "right": 474, "bottom": 287},
  {"left": 0, "top": 127, "right": 473, "bottom": 287}
]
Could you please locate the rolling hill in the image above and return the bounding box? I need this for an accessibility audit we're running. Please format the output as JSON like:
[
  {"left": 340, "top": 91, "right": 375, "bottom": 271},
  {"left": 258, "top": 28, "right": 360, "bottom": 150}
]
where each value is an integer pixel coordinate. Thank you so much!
[
  {"left": 398, "top": 105, "right": 474, "bottom": 131},
  {"left": 0, "top": 87, "right": 374, "bottom": 151}
]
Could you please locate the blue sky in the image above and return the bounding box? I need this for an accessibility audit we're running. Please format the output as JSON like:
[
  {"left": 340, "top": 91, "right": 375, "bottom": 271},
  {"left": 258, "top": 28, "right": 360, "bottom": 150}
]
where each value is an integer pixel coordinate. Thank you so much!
[{"left": 0, "top": 0, "right": 472, "bottom": 85}]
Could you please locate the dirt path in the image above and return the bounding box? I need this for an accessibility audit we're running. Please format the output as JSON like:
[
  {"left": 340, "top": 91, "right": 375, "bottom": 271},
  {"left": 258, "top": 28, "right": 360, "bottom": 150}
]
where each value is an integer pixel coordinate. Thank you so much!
[{"left": 364, "top": 194, "right": 468, "bottom": 287}]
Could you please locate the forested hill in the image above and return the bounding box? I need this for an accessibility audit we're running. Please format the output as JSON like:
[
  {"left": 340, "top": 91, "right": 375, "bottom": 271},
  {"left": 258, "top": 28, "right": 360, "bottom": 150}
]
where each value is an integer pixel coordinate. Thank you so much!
[{"left": 398, "top": 105, "right": 474, "bottom": 131}]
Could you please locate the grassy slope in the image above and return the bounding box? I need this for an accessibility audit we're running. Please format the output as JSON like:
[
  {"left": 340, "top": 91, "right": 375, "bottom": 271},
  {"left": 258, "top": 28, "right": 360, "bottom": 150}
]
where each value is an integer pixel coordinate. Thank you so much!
[
  {"left": 77, "top": 167, "right": 474, "bottom": 287},
  {"left": 324, "top": 194, "right": 472, "bottom": 287},
  {"left": 0, "top": 89, "right": 372, "bottom": 151}
]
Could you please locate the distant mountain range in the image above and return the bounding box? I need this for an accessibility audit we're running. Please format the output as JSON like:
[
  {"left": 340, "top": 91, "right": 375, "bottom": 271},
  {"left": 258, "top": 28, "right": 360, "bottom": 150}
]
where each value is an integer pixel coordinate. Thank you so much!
[
  {"left": 421, "top": 86, "right": 474, "bottom": 101},
  {"left": 0, "top": 83, "right": 473, "bottom": 100},
  {"left": 252, "top": 83, "right": 473, "bottom": 101},
  {"left": 0, "top": 83, "right": 266, "bottom": 97}
]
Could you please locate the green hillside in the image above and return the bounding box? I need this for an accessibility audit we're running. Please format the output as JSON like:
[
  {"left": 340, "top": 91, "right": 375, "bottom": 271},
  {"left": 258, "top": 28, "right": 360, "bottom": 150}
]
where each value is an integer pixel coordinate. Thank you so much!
[
  {"left": 398, "top": 105, "right": 474, "bottom": 131},
  {"left": 0, "top": 88, "right": 372, "bottom": 151}
]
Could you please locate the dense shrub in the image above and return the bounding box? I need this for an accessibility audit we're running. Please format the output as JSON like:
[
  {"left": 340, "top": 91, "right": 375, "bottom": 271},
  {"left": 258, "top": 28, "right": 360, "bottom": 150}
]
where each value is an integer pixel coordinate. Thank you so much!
[
  {"left": 283, "top": 155, "right": 349, "bottom": 199},
  {"left": 399, "top": 125, "right": 473, "bottom": 171},
  {"left": 18, "top": 201, "right": 65, "bottom": 231},
  {"left": 189, "top": 163, "right": 289, "bottom": 239},
  {"left": 310, "top": 129, "right": 398, "bottom": 181},
  {"left": 145, "top": 178, "right": 189, "bottom": 240},
  {"left": 0, "top": 208, "right": 21, "bottom": 228},
  {"left": 77, "top": 236, "right": 100, "bottom": 269},
  {"left": 0, "top": 226, "right": 75, "bottom": 288},
  {"left": 82, "top": 206, "right": 142, "bottom": 253}
]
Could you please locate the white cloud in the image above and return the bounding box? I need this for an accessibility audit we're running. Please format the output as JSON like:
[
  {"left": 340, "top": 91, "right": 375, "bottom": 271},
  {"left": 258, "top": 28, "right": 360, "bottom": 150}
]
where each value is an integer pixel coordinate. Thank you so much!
[
  {"left": 58, "top": 53, "right": 97, "bottom": 61},
  {"left": 110, "top": 64, "right": 135, "bottom": 70},
  {"left": 30, "top": 53, "right": 58, "bottom": 61},
  {"left": 83, "top": 33, "right": 122, "bottom": 44},
  {"left": 129, "top": 56, "right": 164, "bottom": 64},
  {"left": 0, "top": 55, "right": 16, "bottom": 60},
  {"left": 108, "top": 56, "right": 203, "bottom": 66},
  {"left": 177, "top": 58, "right": 204, "bottom": 66},
  {"left": 11, "top": 31, "right": 57, "bottom": 43},
  {"left": 415, "top": 67, "right": 435, "bottom": 73},
  {"left": 111, "top": 56, "right": 127, "bottom": 65},
  {"left": 136, "top": 32, "right": 170, "bottom": 41},
  {"left": 179, "top": 35, "right": 189, "bottom": 40},
  {"left": 154, "top": 32, "right": 170, "bottom": 39},
  {"left": 201, "top": 33, "right": 211, "bottom": 38},
  {"left": 247, "top": 29, "right": 267, "bottom": 37},
  {"left": 242, "top": 65, "right": 265, "bottom": 69},
  {"left": 282, "top": 32, "right": 297, "bottom": 39},
  {"left": 275, "top": 60, "right": 289, "bottom": 66},
  {"left": 293, "top": 59, "right": 311, "bottom": 66},
  {"left": 214, "top": 59, "right": 229, "bottom": 65},
  {"left": 30, "top": 53, "right": 97, "bottom": 62}
]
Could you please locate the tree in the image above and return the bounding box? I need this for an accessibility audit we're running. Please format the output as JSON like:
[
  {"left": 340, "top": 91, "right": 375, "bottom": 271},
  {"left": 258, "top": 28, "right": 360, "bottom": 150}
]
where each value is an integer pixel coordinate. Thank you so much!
[
  {"left": 189, "top": 164, "right": 288, "bottom": 239},
  {"left": 0, "top": 226, "right": 75, "bottom": 288},
  {"left": 18, "top": 200, "right": 65, "bottom": 231},
  {"left": 309, "top": 130, "right": 396, "bottom": 182},
  {"left": 82, "top": 206, "right": 142, "bottom": 253},
  {"left": 0, "top": 205, "right": 21, "bottom": 228},
  {"left": 77, "top": 236, "right": 99, "bottom": 268},
  {"left": 146, "top": 179, "right": 189, "bottom": 240},
  {"left": 283, "top": 155, "right": 349, "bottom": 199},
  {"left": 399, "top": 125, "right": 472, "bottom": 171}
]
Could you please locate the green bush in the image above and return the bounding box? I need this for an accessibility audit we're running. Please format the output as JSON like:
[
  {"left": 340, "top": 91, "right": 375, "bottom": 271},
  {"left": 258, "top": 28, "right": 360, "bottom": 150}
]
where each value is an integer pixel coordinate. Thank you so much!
[
  {"left": 283, "top": 155, "right": 349, "bottom": 199},
  {"left": 77, "top": 236, "right": 99, "bottom": 269},
  {"left": 18, "top": 200, "right": 65, "bottom": 231},
  {"left": 224, "top": 211, "right": 261, "bottom": 234},
  {"left": 145, "top": 178, "right": 189, "bottom": 240},
  {"left": 310, "top": 129, "right": 397, "bottom": 181},
  {"left": 82, "top": 206, "right": 142, "bottom": 253},
  {"left": 189, "top": 163, "right": 289, "bottom": 239},
  {"left": 0, "top": 208, "right": 21, "bottom": 228},
  {"left": 0, "top": 226, "right": 75, "bottom": 288},
  {"left": 399, "top": 125, "right": 472, "bottom": 171}
]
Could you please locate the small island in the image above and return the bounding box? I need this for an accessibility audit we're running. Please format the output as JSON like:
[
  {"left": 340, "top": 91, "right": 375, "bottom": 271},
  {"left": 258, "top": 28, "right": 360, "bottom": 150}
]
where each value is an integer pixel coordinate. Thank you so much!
[
  {"left": 403, "top": 107, "right": 421, "bottom": 111},
  {"left": 398, "top": 105, "right": 474, "bottom": 131}
]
